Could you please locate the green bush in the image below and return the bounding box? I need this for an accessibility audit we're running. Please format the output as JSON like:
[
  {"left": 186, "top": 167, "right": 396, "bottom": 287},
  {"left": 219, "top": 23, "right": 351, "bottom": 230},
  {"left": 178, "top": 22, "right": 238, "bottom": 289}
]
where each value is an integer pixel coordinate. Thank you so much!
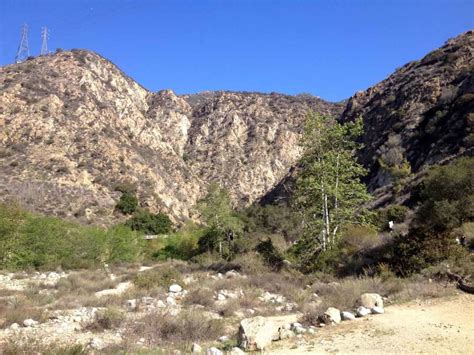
[
  {"left": 0, "top": 203, "right": 143, "bottom": 270},
  {"left": 125, "top": 209, "right": 172, "bottom": 235},
  {"left": 388, "top": 157, "right": 474, "bottom": 275},
  {"left": 115, "top": 191, "right": 138, "bottom": 214},
  {"left": 151, "top": 223, "right": 203, "bottom": 260}
]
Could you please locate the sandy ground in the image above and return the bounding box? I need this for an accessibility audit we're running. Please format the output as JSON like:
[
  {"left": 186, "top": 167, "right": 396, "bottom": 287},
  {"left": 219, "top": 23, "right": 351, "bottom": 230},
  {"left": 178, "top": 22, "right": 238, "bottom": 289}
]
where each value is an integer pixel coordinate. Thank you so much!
[{"left": 272, "top": 294, "right": 474, "bottom": 354}]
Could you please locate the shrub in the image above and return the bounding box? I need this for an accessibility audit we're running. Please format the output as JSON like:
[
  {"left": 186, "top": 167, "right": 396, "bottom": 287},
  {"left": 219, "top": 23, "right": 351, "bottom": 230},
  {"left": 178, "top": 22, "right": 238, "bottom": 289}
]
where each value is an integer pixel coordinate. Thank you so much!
[
  {"left": 126, "top": 209, "right": 172, "bottom": 235},
  {"left": 86, "top": 307, "right": 124, "bottom": 331},
  {"left": 0, "top": 203, "right": 144, "bottom": 270},
  {"left": 115, "top": 192, "right": 138, "bottom": 214},
  {"left": 133, "top": 266, "right": 182, "bottom": 289},
  {"left": 127, "top": 309, "right": 223, "bottom": 348},
  {"left": 386, "top": 205, "right": 409, "bottom": 223}
]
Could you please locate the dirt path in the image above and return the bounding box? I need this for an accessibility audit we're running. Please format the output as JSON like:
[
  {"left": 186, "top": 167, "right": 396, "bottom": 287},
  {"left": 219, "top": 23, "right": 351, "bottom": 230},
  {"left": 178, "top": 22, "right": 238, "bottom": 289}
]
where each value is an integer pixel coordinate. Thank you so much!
[{"left": 273, "top": 294, "right": 474, "bottom": 354}]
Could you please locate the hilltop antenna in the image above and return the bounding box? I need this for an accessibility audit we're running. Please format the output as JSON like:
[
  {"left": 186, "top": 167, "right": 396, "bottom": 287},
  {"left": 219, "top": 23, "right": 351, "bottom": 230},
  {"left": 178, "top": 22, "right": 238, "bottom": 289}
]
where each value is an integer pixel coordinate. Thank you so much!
[
  {"left": 15, "top": 23, "right": 30, "bottom": 63},
  {"left": 40, "top": 27, "right": 50, "bottom": 55}
]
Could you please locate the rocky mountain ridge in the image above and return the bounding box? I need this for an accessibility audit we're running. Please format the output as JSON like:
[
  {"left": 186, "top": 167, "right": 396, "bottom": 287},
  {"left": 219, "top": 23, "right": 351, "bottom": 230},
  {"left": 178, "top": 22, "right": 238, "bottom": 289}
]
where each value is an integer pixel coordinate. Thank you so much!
[
  {"left": 1, "top": 30, "right": 472, "bottom": 223},
  {"left": 0, "top": 50, "right": 342, "bottom": 223}
]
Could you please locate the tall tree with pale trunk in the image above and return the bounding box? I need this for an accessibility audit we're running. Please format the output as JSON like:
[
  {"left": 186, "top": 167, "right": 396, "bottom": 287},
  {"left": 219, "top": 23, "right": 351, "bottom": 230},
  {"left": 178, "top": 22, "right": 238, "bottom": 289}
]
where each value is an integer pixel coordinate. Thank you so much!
[{"left": 293, "top": 112, "right": 370, "bottom": 264}]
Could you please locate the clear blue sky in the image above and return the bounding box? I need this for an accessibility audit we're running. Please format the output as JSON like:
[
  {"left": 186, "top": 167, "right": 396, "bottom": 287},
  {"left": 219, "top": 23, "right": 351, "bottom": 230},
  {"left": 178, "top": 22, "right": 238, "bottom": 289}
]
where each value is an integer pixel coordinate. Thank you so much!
[{"left": 1, "top": 0, "right": 472, "bottom": 101}]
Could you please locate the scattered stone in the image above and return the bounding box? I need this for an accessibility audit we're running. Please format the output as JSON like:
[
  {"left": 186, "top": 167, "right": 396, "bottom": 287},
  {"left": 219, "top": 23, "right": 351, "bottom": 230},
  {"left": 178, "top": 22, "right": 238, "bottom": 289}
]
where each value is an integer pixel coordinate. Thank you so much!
[
  {"left": 125, "top": 299, "right": 138, "bottom": 311},
  {"left": 359, "top": 293, "right": 384, "bottom": 309},
  {"left": 218, "top": 335, "right": 230, "bottom": 342},
  {"left": 341, "top": 311, "right": 356, "bottom": 320},
  {"left": 278, "top": 328, "right": 295, "bottom": 340},
  {"left": 88, "top": 337, "right": 105, "bottom": 350},
  {"left": 169, "top": 284, "right": 183, "bottom": 293},
  {"left": 307, "top": 328, "right": 316, "bottom": 335},
  {"left": 206, "top": 347, "right": 223, "bottom": 355},
  {"left": 192, "top": 343, "right": 202, "bottom": 353},
  {"left": 371, "top": 306, "right": 385, "bottom": 314},
  {"left": 323, "top": 307, "right": 341, "bottom": 324},
  {"left": 230, "top": 347, "right": 246, "bottom": 355},
  {"left": 166, "top": 296, "right": 177, "bottom": 306},
  {"left": 9, "top": 323, "right": 20, "bottom": 330},
  {"left": 23, "top": 319, "right": 38, "bottom": 327},
  {"left": 356, "top": 306, "right": 371, "bottom": 317}
]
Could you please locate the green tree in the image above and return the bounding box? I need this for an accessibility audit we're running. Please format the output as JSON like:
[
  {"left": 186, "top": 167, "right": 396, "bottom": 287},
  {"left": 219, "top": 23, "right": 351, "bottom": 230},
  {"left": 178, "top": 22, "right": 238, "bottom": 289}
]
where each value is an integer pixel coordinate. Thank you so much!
[
  {"left": 197, "top": 184, "right": 244, "bottom": 258},
  {"left": 126, "top": 209, "right": 172, "bottom": 235},
  {"left": 293, "top": 112, "right": 370, "bottom": 264},
  {"left": 115, "top": 192, "right": 138, "bottom": 215}
]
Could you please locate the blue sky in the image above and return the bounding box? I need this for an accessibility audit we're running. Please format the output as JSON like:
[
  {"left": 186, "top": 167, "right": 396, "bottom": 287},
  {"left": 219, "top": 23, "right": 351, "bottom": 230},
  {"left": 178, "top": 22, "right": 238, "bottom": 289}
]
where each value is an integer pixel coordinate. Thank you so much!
[{"left": 1, "top": 0, "right": 472, "bottom": 101}]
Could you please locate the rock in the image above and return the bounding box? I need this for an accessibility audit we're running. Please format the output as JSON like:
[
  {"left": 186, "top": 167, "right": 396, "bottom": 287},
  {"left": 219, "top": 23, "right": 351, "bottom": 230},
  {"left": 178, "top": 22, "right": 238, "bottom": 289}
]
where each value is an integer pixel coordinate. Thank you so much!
[
  {"left": 192, "top": 343, "right": 202, "bottom": 353},
  {"left": 169, "top": 284, "right": 183, "bottom": 293},
  {"left": 88, "top": 337, "right": 105, "bottom": 350},
  {"left": 291, "top": 322, "right": 303, "bottom": 330},
  {"left": 278, "top": 328, "right": 295, "bottom": 340},
  {"left": 359, "top": 293, "right": 384, "bottom": 309},
  {"left": 216, "top": 293, "right": 227, "bottom": 301},
  {"left": 356, "top": 306, "right": 371, "bottom": 317},
  {"left": 294, "top": 326, "right": 306, "bottom": 334},
  {"left": 125, "top": 299, "right": 137, "bottom": 311},
  {"left": 206, "top": 347, "right": 223, "bottom": 355},
  {"left": 230, "top": 347, "right": 246, "bottom": 355},
  {"left": 341, "top": 311, "right": 356, "bottom": 320},
  {"left": 323, "top": 307, "right": 341, "bottom": 324},
  {"left": 238, "top": 314, "right": 299, "bottom": 351},
  {"left": 371, "top": 306, "right": 385, "bottom": 314},
  {"left": 166, "top": 296, "right": 176, "bottom": 306},
  {"left": 173, "top": 351, "right": 181, "bottom": 355},
  {"left": 218, "top": 335, "right": 229, "bottom": 342},
  {"left": 9, "top": 323, "right": 20, "bottom": 330},
  {"left": 23, "top": 319, "right": 38, "bottom": 327}
]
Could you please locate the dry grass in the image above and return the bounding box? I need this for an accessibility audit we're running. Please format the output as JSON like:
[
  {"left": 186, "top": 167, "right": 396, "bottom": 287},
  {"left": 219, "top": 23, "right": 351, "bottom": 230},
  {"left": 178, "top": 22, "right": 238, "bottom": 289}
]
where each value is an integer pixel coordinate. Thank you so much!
[
  {"left": 0, "top": 295, "right": 48, "bottom": 328},
  {"left": 84, "top": 307, "right": 125, "bottom": 331},
  {"left": 1, "top": 338, "right": 86, "bottom": 355},
  {"left": 184, "top": 287, "right": 215, "bottom": 307},
  {"left": 126, "top": 309, "right": 224, "bottom": 349}
]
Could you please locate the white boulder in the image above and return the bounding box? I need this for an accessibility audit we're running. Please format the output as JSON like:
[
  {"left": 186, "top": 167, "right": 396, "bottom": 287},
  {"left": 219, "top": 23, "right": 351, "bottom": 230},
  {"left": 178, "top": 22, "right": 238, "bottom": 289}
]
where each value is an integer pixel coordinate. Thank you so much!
[
  {"left": 371, "top": 306, "right": 385, "bottom": 314},
  {"left": 341, "top": 311, "right": 356, "bottom": 320},
  {"left": 169, "top": 284, "right": 183, "bottom": 293},
  {"left": 359, "top": 293, "right": 383, "bottom": 309},
  {"left": 238, "top": 314, "right": 299, "bottom": 351},
  {"left": 323, "top": 307, "right": 341, "bottom": 324},
  {"left": 356, "top": 306, "right": 371, "bottom": 317},
  {"left": 23, "top": 319, "right": 38, "bottom": 327}
]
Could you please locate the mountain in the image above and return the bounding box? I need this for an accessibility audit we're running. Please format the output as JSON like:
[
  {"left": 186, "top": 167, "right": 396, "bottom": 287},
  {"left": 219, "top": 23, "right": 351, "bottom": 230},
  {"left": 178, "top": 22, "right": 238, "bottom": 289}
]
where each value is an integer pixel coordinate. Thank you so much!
[
  {"left": 1, "top": 31, "right": 472, "bottom": 224},
  {"left": 262, "top": 30, "right": 474, "bottom": 207},
  {"left": 343, "top": 30, "right": 474, "bottom": 206},
  {"left": 0, "top": 50, "right": 342, "bottom": 224}
]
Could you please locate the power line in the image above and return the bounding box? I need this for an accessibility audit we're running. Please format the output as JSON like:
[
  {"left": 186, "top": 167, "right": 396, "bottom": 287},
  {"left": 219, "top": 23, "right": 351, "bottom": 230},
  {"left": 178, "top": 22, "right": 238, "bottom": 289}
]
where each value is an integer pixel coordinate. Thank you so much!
[
  {"left": 15, "top": 23, "right": 30, "bottom": 63},
  {"left": 41, "top": 27, "right": 50, "bottom": 55}
]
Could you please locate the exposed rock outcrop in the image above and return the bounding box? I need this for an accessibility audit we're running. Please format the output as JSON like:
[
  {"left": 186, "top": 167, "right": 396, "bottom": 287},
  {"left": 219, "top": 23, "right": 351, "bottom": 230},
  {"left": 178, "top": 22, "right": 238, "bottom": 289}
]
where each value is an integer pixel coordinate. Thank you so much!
[{"left": 0, "top": 50, "right": 342, "bottom": 223}]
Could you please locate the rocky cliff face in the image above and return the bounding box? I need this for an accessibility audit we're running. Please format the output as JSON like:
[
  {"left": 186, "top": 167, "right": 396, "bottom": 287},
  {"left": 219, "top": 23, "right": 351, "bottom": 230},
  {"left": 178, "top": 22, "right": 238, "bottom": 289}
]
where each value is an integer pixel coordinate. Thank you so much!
[
  {"left": 342, "top": 30, "right": 473, "bottom": 204},
  {"left": 0, "top": 50, "right": 342, "bottom": 224}
]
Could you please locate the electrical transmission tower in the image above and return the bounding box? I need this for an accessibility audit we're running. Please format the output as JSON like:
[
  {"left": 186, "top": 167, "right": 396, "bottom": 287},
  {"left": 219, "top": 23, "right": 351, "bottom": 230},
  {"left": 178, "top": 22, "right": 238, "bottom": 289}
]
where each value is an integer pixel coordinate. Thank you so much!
[
  {"left": 15, "top": 23, "right": 30, "bottom": 63},
  {"left": 41, "top": 27, "right": 50, "bottom": 55}
]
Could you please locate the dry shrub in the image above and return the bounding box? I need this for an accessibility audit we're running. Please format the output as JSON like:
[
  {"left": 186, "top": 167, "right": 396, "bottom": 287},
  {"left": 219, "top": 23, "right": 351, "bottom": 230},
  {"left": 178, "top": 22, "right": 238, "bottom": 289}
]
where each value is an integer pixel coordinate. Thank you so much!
[
  {"left": 184, "top": 287, "right": 215, "bottom": 307},
  {"left": 85, "top": 307, "right": 124, "bottom": 331},
  {"left": 0, "top": 296, "right": 48, "bottom": 328},
  {"left": 133, "top": 266, "right": 182, "bottom": 290},
  {"left": 127, "top": 309, "right": 223, "bottom": 348},
  {"left": 1, "top": 338, "right": 86, "bottom": 355},
  {"left": 56, "top": 270, "right": 117, "bottom": 294}
]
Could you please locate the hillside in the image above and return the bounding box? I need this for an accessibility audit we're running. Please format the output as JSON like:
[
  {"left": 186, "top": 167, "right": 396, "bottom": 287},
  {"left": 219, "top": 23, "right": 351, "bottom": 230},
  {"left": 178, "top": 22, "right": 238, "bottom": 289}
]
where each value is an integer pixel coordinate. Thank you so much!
[
  {"left": 0, "top": 31, "right": 472, "bottom": 223},
  {"left": 0, "top": 50, "right": 342, "bottom": 224},
  {"left": 263, "top": 30, "right": 474, "bottom": 207},
  {"left": 343, "top": 30, "right": 474, "bottom": 205}
]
